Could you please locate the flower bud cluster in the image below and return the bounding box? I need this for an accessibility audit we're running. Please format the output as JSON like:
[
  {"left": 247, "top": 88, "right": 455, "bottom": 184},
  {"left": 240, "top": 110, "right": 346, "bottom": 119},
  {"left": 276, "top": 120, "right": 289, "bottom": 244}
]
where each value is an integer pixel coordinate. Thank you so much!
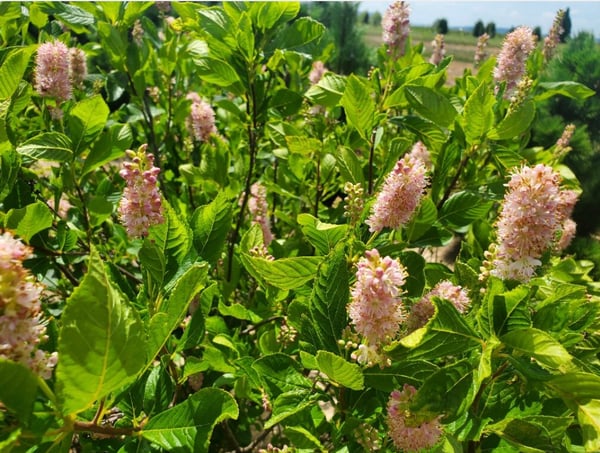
[
  {"left": 367, "top": 142, "right": 430, "bottom": 232},
  {"left": 493, "top": 27, "right": 536, "bottom": 97},
  {"left": 485, "top": 164, "right": 578, "bottom": 281},
  {"left": 309, "top": 60, "right": 328, "bottom": 85},
  {"left": 387, "top": 384, "right": 443, "bottom": 452},
  {"left": 248, "top": 182, "right": 274, "bottom": 246},
  {"left": 543, "top": 10, "right": 565, "bottom": 62},
  {"left": 474, "top": 33, "right": 490, "bottom": 67},
  {"left": 429, "top": 34, "right": 445, "bottom": 66},
  {"left": 0, "top": 231, "right": 57, "bottom": 379},
  {"left": 343, "top": 182, "right": 365, "bottom": 226},
  {"left": 186, "top": 92, "right": 217, "bottom": 143},
  {"left": 118, "top": 145, "right": 164, "bottom": 238},
  {"left": 35, "top": 41, "right": 87, "bottom": 103},
  {"left": 382, "top": 1, "right": 410, "bottom": 57},
  {"left": 406, "top": 280, "right": 471, "bottom": 331},
  {"left": 555, "top": 123, "right": 576, "bottom": 159}
]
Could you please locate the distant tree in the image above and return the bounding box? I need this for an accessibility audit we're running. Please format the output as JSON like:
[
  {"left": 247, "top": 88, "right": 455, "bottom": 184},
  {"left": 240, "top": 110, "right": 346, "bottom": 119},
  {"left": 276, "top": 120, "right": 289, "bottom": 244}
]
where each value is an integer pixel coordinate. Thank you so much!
[
  {"left": 371, "top": 11, "right": 382, "bottom": 26},
  {"left": 560, "top": 7, "right": 571, "bottom": 42},
  {"left": 485, "top": 22, "right": 496, "bottom": 38},
  {"left": 473, "top": 20, "right": 485, "bottom": 37},
  {"left": 358, "top": 11, "right": 369, "bottom": 25},
  {"left": 434, "top": 18, "right": 449, "bottom": 34},
  {"left": 533, "top": 26, "right": 542, "bottom": 41}
]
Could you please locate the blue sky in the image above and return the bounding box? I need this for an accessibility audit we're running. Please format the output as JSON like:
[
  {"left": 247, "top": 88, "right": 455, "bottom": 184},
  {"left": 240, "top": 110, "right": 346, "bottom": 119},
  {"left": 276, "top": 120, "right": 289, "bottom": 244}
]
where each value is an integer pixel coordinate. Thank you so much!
[{"left": 358, "top": 1, "right": 600, "bottom": 36}]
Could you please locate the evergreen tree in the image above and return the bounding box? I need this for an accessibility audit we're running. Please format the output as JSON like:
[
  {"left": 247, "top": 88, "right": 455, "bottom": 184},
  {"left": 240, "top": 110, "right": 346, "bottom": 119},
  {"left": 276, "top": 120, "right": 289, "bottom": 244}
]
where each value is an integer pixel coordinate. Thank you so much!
[
  {"left": 560, "top": 7, "right": 571, "bottom": 42},
  {"left": 371, "top": 11, "right": 382, "bottom": 26},
  {"left": 473, "top": 20, "right": 485, "bottom": 37},
  {"left": 434, "top": 18, "right": 448, "bottom": 35},
  {"left": 533, "top": 26, "right": 542, "bottom": 41},
  {"left": 485, "top": 22, "right": 496, "bottom": 38}
]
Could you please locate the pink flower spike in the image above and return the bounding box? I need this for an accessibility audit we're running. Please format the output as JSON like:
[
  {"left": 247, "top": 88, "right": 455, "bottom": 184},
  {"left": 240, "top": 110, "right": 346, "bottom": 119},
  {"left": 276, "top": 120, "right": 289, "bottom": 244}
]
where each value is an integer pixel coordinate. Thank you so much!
[
  {"left": 35, "top": 41, "right": 72, "bottom": 103},
  {"left": 493, "top": 26, "right": 536, "bottom": 97},
  {"left": 186, "top": 93, "right": 217, "bottom": 143},
  {"left": 382, "top": 1, "right": 411, "bottom": 57}
]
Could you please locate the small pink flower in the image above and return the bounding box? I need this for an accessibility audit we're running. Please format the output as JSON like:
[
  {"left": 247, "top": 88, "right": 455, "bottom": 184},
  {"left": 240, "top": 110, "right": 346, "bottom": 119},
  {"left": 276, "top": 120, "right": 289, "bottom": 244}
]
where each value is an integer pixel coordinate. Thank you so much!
[
  {"left": 309, "top": 60, "right": 328, "bottom": 85},
  {"left": 429, "top": 34, "right": 445, "bottom": 66},
  {"left": 35, "top": 41, "right": 72, "bottom": 103},
  {"left": 474, "top": 33, "right": 490, "bottom": 67},
  {"left": 247, "top": 182, "right": 273, "bottom": 246},
  {"left": 407, "top": 280, "right": 471, "bottom": 331},
  {"left": 382, "top": 1, "right": 411, "bottom": 57},
  {"left": 493, "top": 27, "right": 536, "bottom": 96},
  {"left": 387, "top": 384, "right": 443, "bottom": 452},
  {"left": 186, "top": 93, "right": 217, "bottom": 143},
  {"left": 555, "top": 124, "right": 576, "bottom": 158},
  {"left": 367, "top": 142, "right": 430, "bottom": 232},
  {"left": 543, "top": 10, "right": 565, "bottom": 62},
  {"left": 557, "top": 218, "right": 576, "bottom": 251},
  {"left": 118, "top": 145, "right": 164, "bottom": 238},
  {"left": 348, "top": 249, "right": 407, "bottom": 346},
  {"left": 69, "top": 47, "right": 87, "bottom": 88}
]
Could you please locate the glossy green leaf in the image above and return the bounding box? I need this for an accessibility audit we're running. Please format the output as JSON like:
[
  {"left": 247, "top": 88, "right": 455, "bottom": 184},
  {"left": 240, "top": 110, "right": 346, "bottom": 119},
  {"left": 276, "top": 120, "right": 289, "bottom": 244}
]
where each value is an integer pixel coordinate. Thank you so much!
[
  {"left": 387, "top": 298, "right": 481, "bottom": 361},
  {"left": 500, "top": 328, "right": 572, "bottom": 370},
  {"left": 405, "top": 85, "right": 457, "bottom": 128},
  {"left": 191, "top": 192, "right": 232, "bottom": 265},
  {"left": 253, "top": 2, "right": 300, "bottom": 31},
  {"left": 56, "top": 247, "right": 146, "bottom": 415},
  {"left": 5, "top": 202, "right": 53, "bottom": 243},
  {"left": 335, "top": 146, "right": 364, "bottom": 186},
  {"left": 16, "top": 132, "right": 73, "bottom": 162},
  {"left": 67, "top": 95, "right": 110, "bottom": 155},
  {"left": 149, "top": 200, "right": 193, "bottom": 266},
  {"left": 0, "top": 148, "right": 20, "bottom": 201},
  {"left": 406, "top": 197, "right": 438, "bottom": 243},
  {"left": 192, "top": 57, "right": 241, "bottom": 88},
  {"left": 546, "top": 372, "right": 600, "bottom": 401},
  {"left": 81, "top": 124, "right": 130, "bottom": 178},
  {"left": 578, "top": 400, "right": 600, "bottom": 452},
  {"left": 252, "top": 354, "right": 312, "bottom": 397},
  {"left": 535, "top": 81, "right": 596, "bottom": 102},
  {"left": 0, "top": 360, "right": 38, "bottom": 422},
  {"left": 391, "top": 115, "right": 447, "bottom": 147},
  {"left": 309, "top": 243, "right": 349, "bottom": 353},
  {"left": 0, "top": 46, "right": 35, "bottom": 99},
  {"left": 241, "top": 255, "right": 321, "bottom": 290},
  {"left": 439, "top": 191, "right": 494, "bottom": 229},
  {"left": 142, "top": 388, "right": 239, "bottom": 453},
  {"left": 315, "top": 350, "right": 364, "bottom": 390},
  {"left": 139, "top": 239, "right": 166, "bottom": 300},
  {"left": 273, "top": 17, "right": 325, "bottom": 54},
  {"left": 285, "top": 136, "right": 321, "bottom": 155},
  {"left": 462, "top": 81, "right": 494, "bottom": 143},
  {"left": 305, "top": 72, "right": 346, "bottom": 107},
  {"left": 488, "top": 100, "right": 535, "bottom": 140},
  {"left": 265, "top": 389, "right": 319, "bottom": 429},
  {"left": 340, "top": 75, "right": 375, "bottom": 139},
  {"left": 487, "top": 416, "right": 570, "bottom": 452},
  {"left": 297, "top": 213, "right": 347, "bottom": 255},
  {"left": 38, "top": 2, "right": 94, "bottom": 32}
]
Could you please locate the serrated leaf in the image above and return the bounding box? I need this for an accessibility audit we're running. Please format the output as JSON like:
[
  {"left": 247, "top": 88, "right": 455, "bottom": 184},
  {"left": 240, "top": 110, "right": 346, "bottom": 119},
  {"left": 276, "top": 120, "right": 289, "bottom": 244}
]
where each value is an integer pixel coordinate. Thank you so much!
[
  {"left": 191, "top": 192, "right": 232, "bottom": 265},
  {"left": 192, "top": 57, "right": 241, "bottom": 89},
  {"left": 462, "top": 81, "right": 494, "bottom": 144},
  {"left": 139, "top": 239, "right": 166, "bottom": 300},
  {"left": 500, "top": 328, "right": 572, "bottom": 370},
  {"left": 252, "top": 354, "right": 312, "bottom": 397},
  {"left": 578, "top": 400, "right": 600, "bottom": 452},
  {"left": 285, "top": 136, "right": 321, "bottom": 155},
  {"left": 0, "top": 360, "right": 38, "bottom": 422},
  {"left": 489, "top": 100, "right": 535, "bottom": 140},
  {"left": 315, "top": 350, "right": 364, "bottom": 390},
  {"left": 5, "top": 202, "right": 53, "bottom": 243},
  {"left": 546, "top": 372, "right": 600, "bottom": 401},
  {"left": 439, "top": 191, "right": 494, "bottom": 229},
  {"left": 241, "top": 255, "right": 321, "bottom": 290},
  {"left": 67, "top": 95, "right": 110, "bottom": 155},
  {"left": 387, "top": 298, "right": 481, "bottom": 361},
  {"left": 297, "top": 213, "right": 347, "bottom": 255},
  {"left": 81, "top": 124, "right": 130, "bottom": 178},
  {"left": 0, "top": 46, "right": 35, "bottom": 99},
  {"left": 0, "top": 148, "right": 20, "bottom": 201},
  {"left": 265, "top": 389, "right": 319, "bottom": 430},
  {"left": 535, "top": 81, "right": 596, "bottom": 102},
  {"left": 149, "top": 200, "right": 193, "bottom": 266},
  {"left": 340, "top": 75, "right": 375, "bottom": 140},
  {"left": 305, "top": 72, "right": 346, "bottom": 107},
  {"left": 254, "top": 2, "right": 300, "bottom": 31},
  {"left": 17, "top": 132, "right": 73, "bottom": 162},
  {"left": 405, "top": 85, "right": 457, "bottom": 128},
  {"left": 142, "top": 388, "right": 238, "bottom": 453},
  {"left": 273, "top": 16, "right": 325, "bottom": 54},
  {"left": 406, "top": 197, "right": 438, "bottom": 243},
  {"left": 335, "top": 146, "right": 364, "bottom": 185},
  {"left": 56, "top": 247, "right": 146, "bottom": 415},
  {"left": 309, "top": 243, "right": 349, "bottom": 353},
  {"left": 391, "top": 115, "right": 447, "bottom": 147}
]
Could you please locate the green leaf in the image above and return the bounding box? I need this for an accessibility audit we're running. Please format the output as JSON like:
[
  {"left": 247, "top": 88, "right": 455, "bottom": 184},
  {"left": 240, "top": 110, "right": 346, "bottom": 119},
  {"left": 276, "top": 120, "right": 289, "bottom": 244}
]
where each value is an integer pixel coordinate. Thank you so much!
[
  {"left": 315, "top": 350, "right": 364, "bottom": 390},
  {"left": 252, "top": 354, "right": 312, "bottom": 397},
  {"left": 142, "top": 388, "right": 239, "bottom": 453},
  {"left": 340, "top": 75, "right": 375, "bottom": 140},
  {"left": 285, "top": 136, "right": 321, "bottom": 155},
  {"left": 387, "top": 298, "right": 481, "bottom": 361},
  {"left": 0, "top": 46, "right": 35, "bottom": 99},
  {"left": 0, "top": 148, "right": 20, "bottom": 201},
  {"left": 487, "top": 416, "right": 570, "bottom": 453},
  {"left": 5, "top": 202, "right": 53, "bottom": 243},
  {"left": 391, "top": 115, "right": 447, "bottom": 147},
  {"left": 56, "top": 247, "right": 146, "bottom": 415},
  {"left": 273, "top": 17, "right": 325, "bottom": 54},
  {"left": 192, "top": 57, "right": 241, "bottom": 89},
  {"left": 406, "top": 197, "right": 438, "bottom": 243},
  {"left": 309, "top": 243, "right": 349, "bottom": 353},
  {"left": 462, "top": 81, "right": 494, "bottom": 144},
  {"left": 546, "top": 372, "right": 600, "bottom": 401},
  {"left": 98, "top": 21, "right": 126, "bottom": 69},
  {"left": 578, "top": 400, "right": 600, "bottom": 452},
  {"left": 0, "top": 360, "right": 38, "bottom": 422},
  {"left": 405, "top": 85, "right": 457, "bottom": 128},
  {"left": 488, "top": 100, "right": 535, "bottom": 140},
  {"left": 297, "top": 213, "right": 347, "bottom": 255},
  {"left": 149, "top": 200, "right": 193, "bottom": 266},
  {"left": 16, "top": 132, "right": 73, "bottom": 162},
  {"left": 147, "top": 263, "right": 208, "bottom": 367},
  {"left": 38, "top": 2, "right": 94, "bottom": 33},
  {"left": 67, "top": 95, "right": 110, "bottom": 155},
  {"left": 191, "top": 192, "right": 232, "bottom": 265},
  {"left": 265, "top": 389, "right": 319, "bottom": 430},
  {"left": 439, "top": 191, "right": 494, "bottom": 229},
  {"left": 139, "top": 239, "right": 166, "bottom": 300},
  {"left": 335, "top": 146, "right": 364, "bottom": 186},
  {"left": 305, "top": 72, "right": 346, "bottom": 107},
  {"left": 81, "top": 124, "right": 130, "bottom": 178},
  {"left": 241, "top": 255, "right": 321, "bottom": 290},
  {"left": 535, "top": 81, "right": 596, "bottom": 102},
  {"left": 253, "top": 2, "right": 300, "bottom": 31},
  {"left": 500, "top": 328, "right": 573, "bottom": 370}
]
